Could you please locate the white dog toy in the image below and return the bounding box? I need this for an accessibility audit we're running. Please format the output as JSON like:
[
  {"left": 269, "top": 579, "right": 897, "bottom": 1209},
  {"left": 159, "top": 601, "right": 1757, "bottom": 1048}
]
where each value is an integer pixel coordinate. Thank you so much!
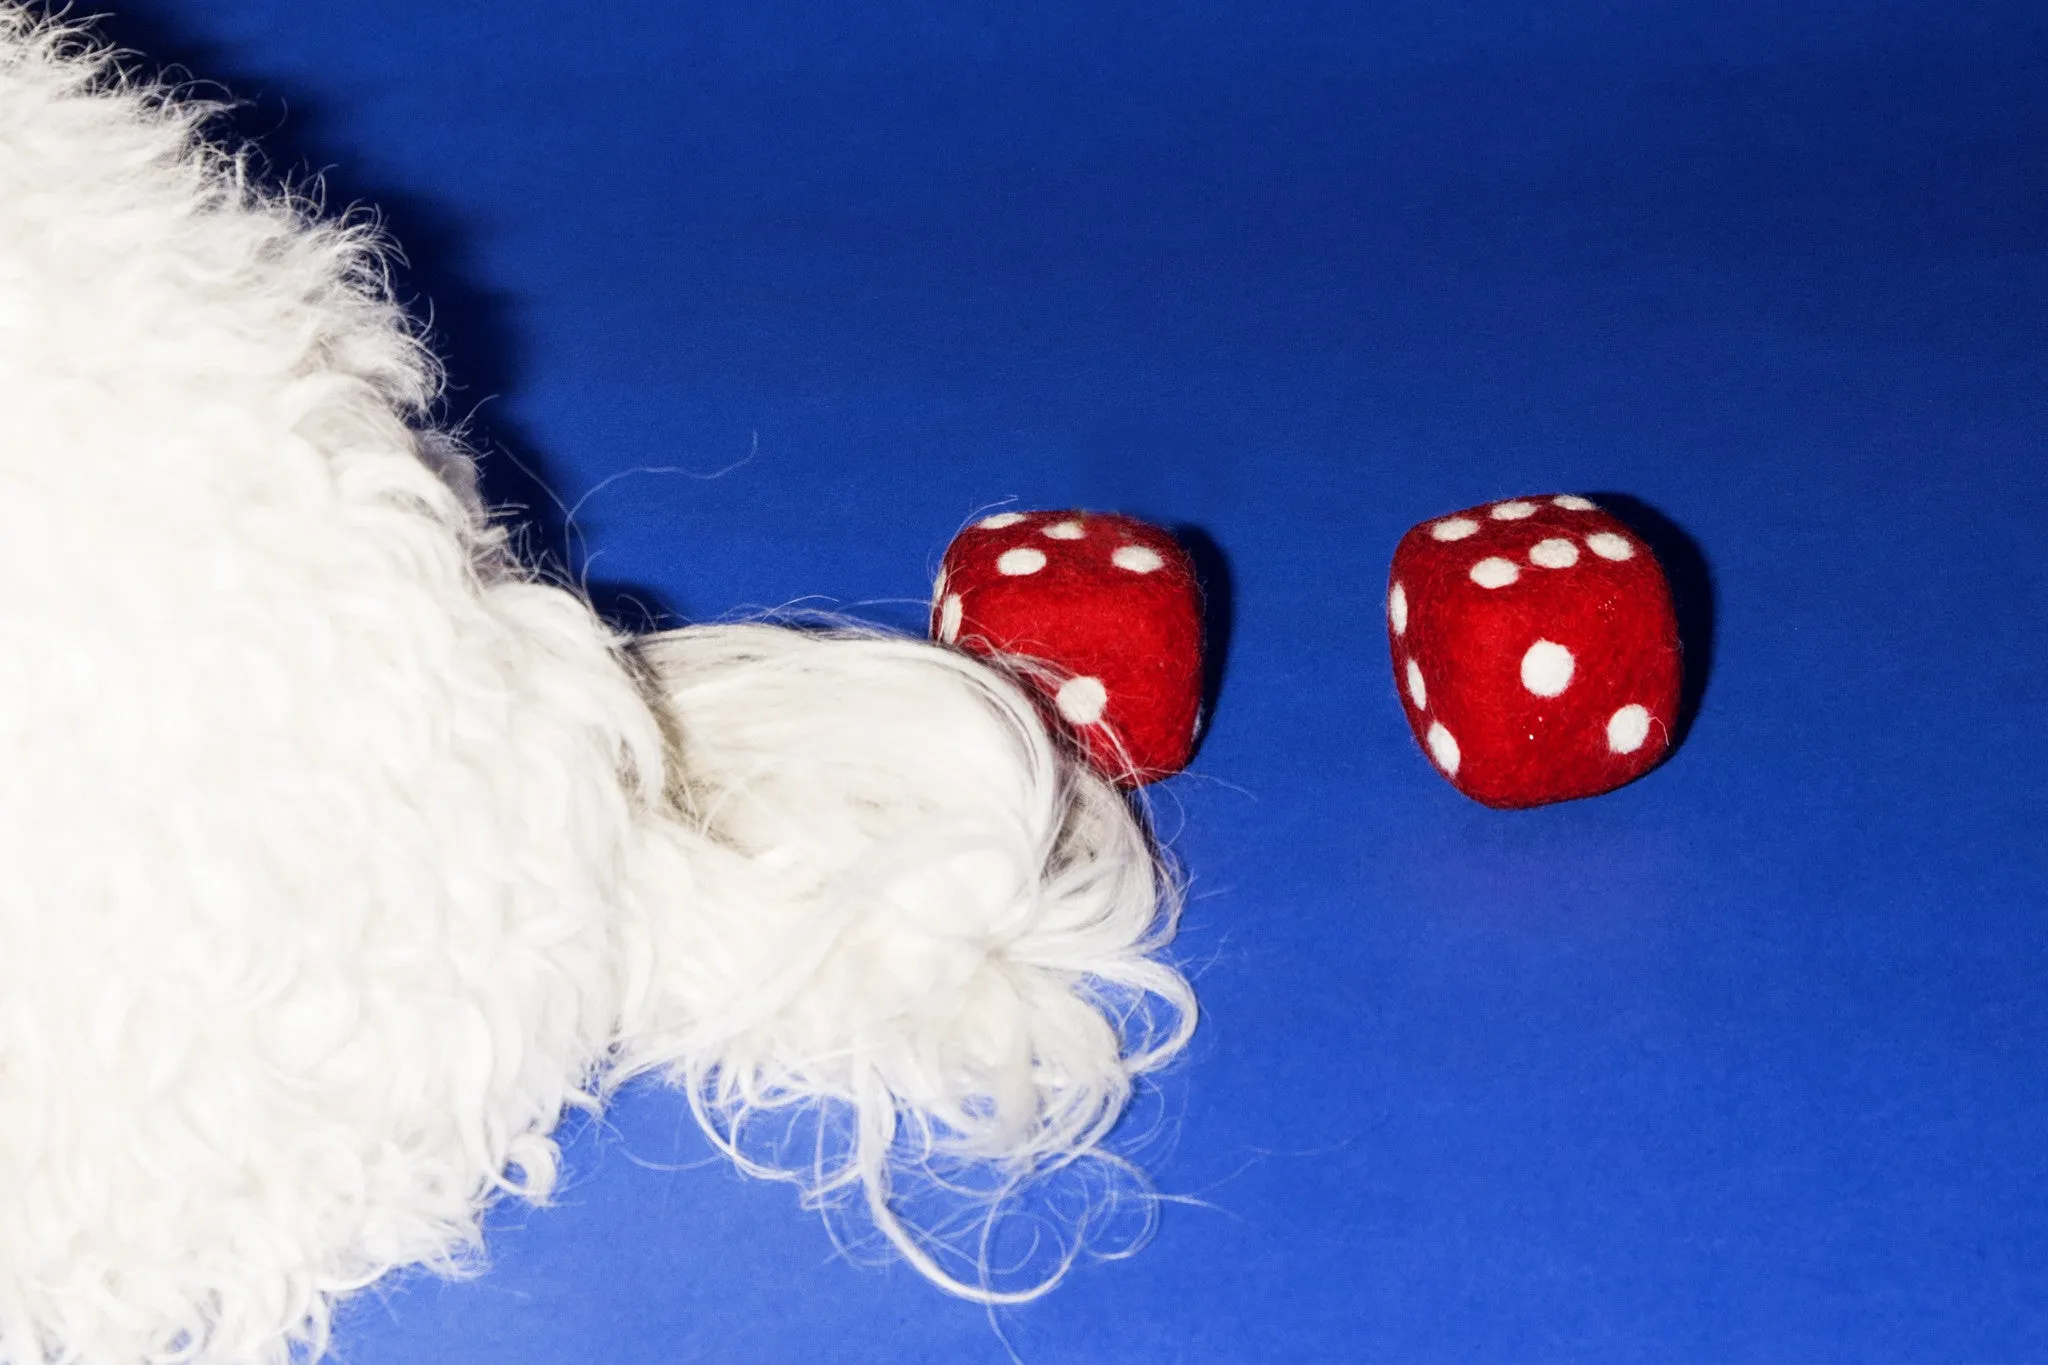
[{"left": 0, "top": 10, "right": 1194, "bottom": 1362}]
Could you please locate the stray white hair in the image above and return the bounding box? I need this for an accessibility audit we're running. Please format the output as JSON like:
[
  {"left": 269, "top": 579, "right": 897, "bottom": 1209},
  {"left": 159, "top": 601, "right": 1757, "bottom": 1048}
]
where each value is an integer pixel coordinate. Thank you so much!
[{"left": 0, "top": 9, "right": 1194, "bottom": 1362}]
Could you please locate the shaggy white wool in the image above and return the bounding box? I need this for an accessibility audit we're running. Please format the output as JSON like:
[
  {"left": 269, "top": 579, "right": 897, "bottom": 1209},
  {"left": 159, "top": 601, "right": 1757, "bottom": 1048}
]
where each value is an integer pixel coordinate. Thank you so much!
[
  {"left": 0, "top": 11, "right": 1193, "bottom": 1364},
  {"left": 625, "top": 627, "right": 1193, "bottom": 1297}
]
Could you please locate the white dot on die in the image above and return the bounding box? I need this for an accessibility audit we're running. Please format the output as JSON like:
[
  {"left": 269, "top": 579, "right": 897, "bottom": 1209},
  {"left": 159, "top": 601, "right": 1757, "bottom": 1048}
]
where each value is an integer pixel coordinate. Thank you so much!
[
  {"left": 1431, "top": 517, "right": 1479, "bottom": 541},
  {"left": 1529, "top": 537, "right": 1580, "bottom": 569},
  {"left": 1406, "top": 659, "right": 1428, "bottom": 709},
  {"left": 937, "top": 593, "right": 963, "bottom": 643},
  {"left": 1490, "top": 500, "right": 1537, "bottom": 520},
  {"left": 1607, "top": 704, "right": 1651, "bottom": 753},
  {"left": 977, "top": 512, "right": 1026, "bottom": 530},
  {"left": 1520, "top": 639, "right": 1575, "bottom": 697},
  {"left": 1042, "top": 519, "right": 1085, "bottom": 540},
  {"left": 1389, "top": 582, "right": 1409, "bottom": 636},
  {"left": 1426, "top": 721, "right": 1460, "bottom": 775},
  {"left": 997, "top": 547, "right": 1047, "bottom": 576},
  {"left": 1112, "top": 545, "right": 1165, "bottom": 573},
  {"left": 1056, "top": 676, "right": 1109, "bottom": 725},
  {"left": 1587, "top": 532, "right": 1635, "bottom": 561},
  {"left": 1553, "top": 495, "right": 1596, "bottom": 510},
  {"left": 1469, "top": 556, "right": 1520, "bottom": 588}
]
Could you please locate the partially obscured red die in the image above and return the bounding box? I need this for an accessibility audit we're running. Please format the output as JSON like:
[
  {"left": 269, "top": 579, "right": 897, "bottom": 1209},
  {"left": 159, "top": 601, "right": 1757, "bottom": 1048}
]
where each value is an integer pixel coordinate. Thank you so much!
[
  {"left": 932, "top": 510, "right": 1202, "bottom": 785},
  {"left": 1387, "top": 495, "right": 1681, "bottom": 808}
]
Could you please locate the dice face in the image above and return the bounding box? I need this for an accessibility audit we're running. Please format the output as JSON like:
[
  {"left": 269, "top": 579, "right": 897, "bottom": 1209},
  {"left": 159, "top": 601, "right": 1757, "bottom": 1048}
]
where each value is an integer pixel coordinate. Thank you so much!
[
  {"left": 933, "top": 510, "right": 1203, "bottom": 785},
  {"left": 1388, "top": 495, "right": 1681, "bottom": 808}
]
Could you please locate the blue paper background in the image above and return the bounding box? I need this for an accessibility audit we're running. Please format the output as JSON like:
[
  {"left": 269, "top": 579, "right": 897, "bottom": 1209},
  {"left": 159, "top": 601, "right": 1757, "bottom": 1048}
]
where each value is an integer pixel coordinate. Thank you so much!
[{"left": 95, "top": 1, "right": 2048, "bottom": 1359}]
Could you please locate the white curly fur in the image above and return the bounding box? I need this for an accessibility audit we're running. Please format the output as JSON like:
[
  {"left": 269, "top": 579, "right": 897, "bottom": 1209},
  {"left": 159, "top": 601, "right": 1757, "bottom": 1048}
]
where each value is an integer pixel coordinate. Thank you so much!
[{"left": 0, "top": 10, "right": 1193, "bottom": 1363}]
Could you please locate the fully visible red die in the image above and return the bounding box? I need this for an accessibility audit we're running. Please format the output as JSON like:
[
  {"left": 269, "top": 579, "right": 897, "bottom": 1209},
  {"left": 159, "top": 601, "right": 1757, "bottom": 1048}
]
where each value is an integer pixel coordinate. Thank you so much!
[
  {"left": 1387, "top": 495, "right": 1681, "bottom": 808},
  {"left": 933, "top": 510, "right": 1202, "bottom": 785}
]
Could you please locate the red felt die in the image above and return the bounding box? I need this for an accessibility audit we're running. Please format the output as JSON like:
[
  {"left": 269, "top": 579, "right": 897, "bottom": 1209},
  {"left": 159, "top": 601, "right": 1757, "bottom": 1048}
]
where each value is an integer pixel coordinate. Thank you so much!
[
  {"left": 932, "top": 510, "right": 1203, "bottom": 785},
  {"left": 1387, "top": 495, "right": 1681, "bottom": 808}
]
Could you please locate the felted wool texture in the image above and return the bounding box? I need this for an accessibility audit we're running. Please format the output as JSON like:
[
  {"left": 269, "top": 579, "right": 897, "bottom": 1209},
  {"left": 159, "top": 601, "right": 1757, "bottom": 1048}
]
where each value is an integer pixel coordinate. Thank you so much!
[
  {"left": 0, "top": 12, "right": 1194, "bottom": 1362},
  {"left": 933, "top": 511, "right": 1203, "bottom": 785},
  {"left": 1386, "top": 496, "right": 1680, "bottom": 809}
]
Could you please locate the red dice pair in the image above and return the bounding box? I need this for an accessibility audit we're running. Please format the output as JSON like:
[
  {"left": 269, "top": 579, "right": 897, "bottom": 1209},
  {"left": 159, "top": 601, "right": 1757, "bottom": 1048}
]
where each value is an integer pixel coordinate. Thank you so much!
[
  {"left": 929, "top": 496, "right": 1679, "bottom": 807},
  {"left": 1387, "top": 495, "right": 1681, "bottom": 809},
  {"left": 931, "top": 510, "right": 1203, "bottom": 785}
]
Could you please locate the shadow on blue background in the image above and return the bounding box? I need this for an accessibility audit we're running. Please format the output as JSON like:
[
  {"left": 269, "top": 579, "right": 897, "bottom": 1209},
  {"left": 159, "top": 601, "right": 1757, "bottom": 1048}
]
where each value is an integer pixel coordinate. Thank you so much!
[{"left": 97, "top": 3, "right": 686, "bottom": 630}]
